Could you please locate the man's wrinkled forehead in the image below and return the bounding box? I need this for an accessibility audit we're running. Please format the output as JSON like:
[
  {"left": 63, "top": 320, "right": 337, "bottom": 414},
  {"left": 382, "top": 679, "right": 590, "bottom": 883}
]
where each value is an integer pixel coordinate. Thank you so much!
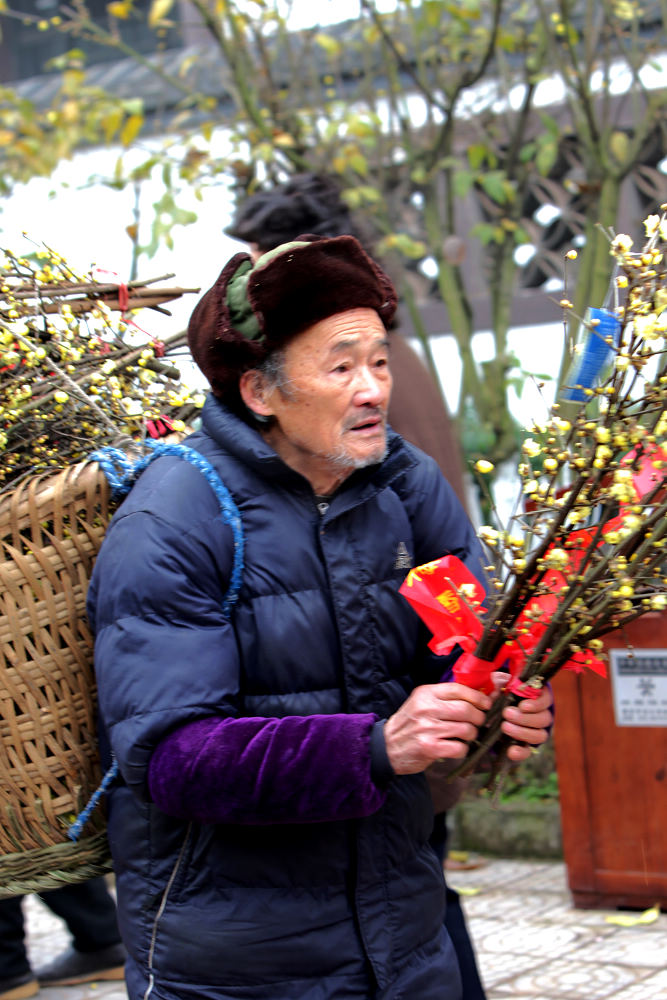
[
  {"left": 327, "top": 332, "right": 390, "bottom": 354},
  {"left": 284, "top": 309, "right": 390, "bottom": 362}
]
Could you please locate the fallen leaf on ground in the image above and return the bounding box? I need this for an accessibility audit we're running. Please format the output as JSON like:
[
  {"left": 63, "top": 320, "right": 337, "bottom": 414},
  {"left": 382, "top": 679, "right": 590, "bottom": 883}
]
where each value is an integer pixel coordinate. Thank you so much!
[{"left": 605, "top": 905, "right": 660, "bottom": 927}]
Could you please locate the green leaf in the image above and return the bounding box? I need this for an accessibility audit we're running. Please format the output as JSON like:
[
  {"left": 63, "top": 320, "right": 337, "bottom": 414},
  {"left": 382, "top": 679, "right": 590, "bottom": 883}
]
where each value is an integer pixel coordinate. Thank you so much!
[
  {"left": 346, "top": 115, "right": 378, "bottom": 140},
  {"left": 130, "top": 156, "right": 159, "bottom": 182},
  {"left": 538, "top": 112, "right": 560, "bottom": 137},
  {"left": 453, "top": 170, "right": 474, "bottom": 199},
  {"left": 467, "top": 143, "right": 487, "bottom": 170},
  {"left": 479, "top": 171, "right": 508, "bottom": 204},
  {"left": 496, "top": 27, "right": 518, "bottom": 52},
  {"left": 378, "top": 233, "right": 426, "bottom": 259},
  {"left": 102, "top": 107, "right": 124, "bottom": 144},
  {"left": 120, "top": 113, "right": 144, "bottom": 147},
  {"left": 535, "top": 135, "right": 557, "bottom": 176},
  {"left": 470, "top": 222, "right": 497, "bottom": 245},
  {"left": 122, "top": 98, "right": 144, "bottom": 116},
  {"left": 314, "top": 32, "right": 342, "bottom": 57},
  {"left": 348, "top": 152, "right": 368, "bottom": 176},
  {"left": 609, "top": 130, "right": 630, "bottom": 165},
  {"left": 519, "top": 142, "right": 536, "bottom": 162},
  {"left": 422, "top": 0, "right": 444, "bottom": 29},
  {"left": 356, "top": 185, "right": 381, "bottom": 203},
  {"left": 149, "top": 0, "right": 176, "bottom": 27},
  {"left": 108, "top": 1, "right": 133, "bottom": 19}
]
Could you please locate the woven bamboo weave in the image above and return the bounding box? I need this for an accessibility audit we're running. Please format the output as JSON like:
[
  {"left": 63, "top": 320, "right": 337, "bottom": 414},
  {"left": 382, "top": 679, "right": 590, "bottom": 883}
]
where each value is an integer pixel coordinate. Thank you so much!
[{"left": 0, "top": 461, "right": 113, "bottom": 897}]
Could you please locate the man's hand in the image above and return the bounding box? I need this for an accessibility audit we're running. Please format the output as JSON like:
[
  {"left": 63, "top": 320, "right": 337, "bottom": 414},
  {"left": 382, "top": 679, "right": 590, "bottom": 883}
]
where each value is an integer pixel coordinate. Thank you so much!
[
  {"left": 384, "top": 683, "right": 492, "bottom": 775},
  {"left": 497, "top": 678, "right": 553, "bottom": 762}
]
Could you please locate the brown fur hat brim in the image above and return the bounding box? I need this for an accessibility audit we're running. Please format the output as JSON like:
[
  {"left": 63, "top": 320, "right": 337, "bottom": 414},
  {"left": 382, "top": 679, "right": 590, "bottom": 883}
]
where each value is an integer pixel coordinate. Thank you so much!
[{"left": 187, "top": 234, "right": 397, "bottom": 406}]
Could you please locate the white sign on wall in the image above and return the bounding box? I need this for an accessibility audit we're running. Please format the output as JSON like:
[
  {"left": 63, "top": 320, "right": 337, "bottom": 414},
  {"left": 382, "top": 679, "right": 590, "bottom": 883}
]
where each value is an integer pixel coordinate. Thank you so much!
[{"left": 610, "top": 648, "right": 667, "bottom": 728}]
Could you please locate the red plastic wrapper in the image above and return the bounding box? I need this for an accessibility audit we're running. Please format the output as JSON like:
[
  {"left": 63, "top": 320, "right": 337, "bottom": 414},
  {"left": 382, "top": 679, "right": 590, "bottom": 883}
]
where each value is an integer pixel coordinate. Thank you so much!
[
  {"left": 399, "top": 555, "right": 485, "bottom": 654},
  {"left": 400, "top": 553, "right": 607, "bottom": 693}
]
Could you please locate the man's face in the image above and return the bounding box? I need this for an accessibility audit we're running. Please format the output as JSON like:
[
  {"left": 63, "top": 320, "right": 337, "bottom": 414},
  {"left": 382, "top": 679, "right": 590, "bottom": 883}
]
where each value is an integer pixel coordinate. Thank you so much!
[{"left": 250, "top": 308, "right": 392, "bottom": 495}]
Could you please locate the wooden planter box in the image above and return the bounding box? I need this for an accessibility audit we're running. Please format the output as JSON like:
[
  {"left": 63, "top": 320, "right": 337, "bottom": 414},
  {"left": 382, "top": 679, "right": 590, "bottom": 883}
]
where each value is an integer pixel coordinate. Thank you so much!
[{"left": 553, "top": 613, "right": 667, "bottom": 909}]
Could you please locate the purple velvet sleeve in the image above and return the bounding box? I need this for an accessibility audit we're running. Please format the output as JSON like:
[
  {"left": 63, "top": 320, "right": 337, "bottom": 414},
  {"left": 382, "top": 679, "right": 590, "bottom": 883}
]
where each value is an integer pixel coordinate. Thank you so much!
[{"left": 147, "top": 713, "right": 388, "bottom": 825}]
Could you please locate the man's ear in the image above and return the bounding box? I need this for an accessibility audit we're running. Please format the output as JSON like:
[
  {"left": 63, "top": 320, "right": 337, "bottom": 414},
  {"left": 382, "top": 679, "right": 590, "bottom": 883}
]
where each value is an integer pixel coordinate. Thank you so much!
[{"left": 239, "top": 369, "right": 274, "bottom": 418}]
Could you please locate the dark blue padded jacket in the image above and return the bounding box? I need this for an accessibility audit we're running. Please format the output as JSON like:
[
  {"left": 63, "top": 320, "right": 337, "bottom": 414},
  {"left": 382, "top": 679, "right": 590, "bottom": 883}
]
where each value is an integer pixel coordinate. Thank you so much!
[{"left": 87, "top": 395, "right": 485, "bottom": 1000}]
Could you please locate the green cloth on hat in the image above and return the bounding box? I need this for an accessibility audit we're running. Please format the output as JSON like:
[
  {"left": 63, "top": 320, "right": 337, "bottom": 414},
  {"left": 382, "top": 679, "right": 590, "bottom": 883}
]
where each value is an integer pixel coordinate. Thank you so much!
[
  {"left": 224, "top": 258, "right": 259, "bottom": 341},
  {"left": 225, "top": 241, "right": 311, "bottom": 343}
]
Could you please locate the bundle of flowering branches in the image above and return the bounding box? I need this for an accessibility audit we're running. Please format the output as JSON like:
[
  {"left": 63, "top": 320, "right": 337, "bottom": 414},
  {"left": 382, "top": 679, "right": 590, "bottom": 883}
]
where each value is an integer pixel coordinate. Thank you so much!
[
  {"left": 402, "top": 205, "right": 667, "bottom": 779},
  {"left": 0, "top": 243, "right": 203, "bottom": 492}
]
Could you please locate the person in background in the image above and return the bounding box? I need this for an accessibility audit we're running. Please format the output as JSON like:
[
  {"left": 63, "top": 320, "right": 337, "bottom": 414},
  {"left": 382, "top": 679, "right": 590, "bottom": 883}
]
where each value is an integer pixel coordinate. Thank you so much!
[
  {"left": 225, "top": 173, "right": 485, "bottom": 998},
  {"left": 0, "top": 880, "right": 126, "bottom": 1000},
  {"left": 87, "top": 234, "right": 552, "bottom": 1000}
]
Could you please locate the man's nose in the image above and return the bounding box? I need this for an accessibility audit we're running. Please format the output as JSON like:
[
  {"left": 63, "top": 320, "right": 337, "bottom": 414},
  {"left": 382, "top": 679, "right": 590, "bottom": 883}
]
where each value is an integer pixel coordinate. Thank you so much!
[{"left": 353, "top": 366, "right": 386, "bottom": 404}]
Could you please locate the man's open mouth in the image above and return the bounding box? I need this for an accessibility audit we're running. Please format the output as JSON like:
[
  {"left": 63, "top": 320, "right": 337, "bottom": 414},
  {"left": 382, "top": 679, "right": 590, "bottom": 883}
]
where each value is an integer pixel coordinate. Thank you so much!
[
  {"left": 347, "top": 410, "right": 384, "bottom": 432},
  {"left": 349, "top": 417, "right": 384, "bottom": 433}
]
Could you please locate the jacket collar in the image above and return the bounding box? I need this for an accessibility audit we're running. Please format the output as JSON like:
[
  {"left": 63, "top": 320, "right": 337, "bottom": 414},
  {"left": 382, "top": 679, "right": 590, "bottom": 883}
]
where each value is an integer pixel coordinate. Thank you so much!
[{"left": 199, "top": 394, "right": 416, "bottom": 505}]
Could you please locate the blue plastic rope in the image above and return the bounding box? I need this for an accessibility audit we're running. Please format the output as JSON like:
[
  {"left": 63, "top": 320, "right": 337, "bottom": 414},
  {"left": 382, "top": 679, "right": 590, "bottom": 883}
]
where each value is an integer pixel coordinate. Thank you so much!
[
  {"left": 68, "top": 440, "right": 244, "bottom": 841},
  {"left": 562, "top": 307, "right": 621, "bottom": 402},
  {"left": 89, "top": 440, "right": 244, "bottom": 616},
  {"left": 67, "top": 757, "right": 119, "bottom": 841}
]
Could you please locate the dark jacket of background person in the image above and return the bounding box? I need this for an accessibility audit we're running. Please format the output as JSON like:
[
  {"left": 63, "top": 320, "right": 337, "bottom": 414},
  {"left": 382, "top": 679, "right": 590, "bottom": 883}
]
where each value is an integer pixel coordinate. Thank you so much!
[
  {"left": 87, "top": 394, "right": 484, "bottom": 1000},
  {"left": 387, "top": 334, "right": 467, "bottom": 508}
]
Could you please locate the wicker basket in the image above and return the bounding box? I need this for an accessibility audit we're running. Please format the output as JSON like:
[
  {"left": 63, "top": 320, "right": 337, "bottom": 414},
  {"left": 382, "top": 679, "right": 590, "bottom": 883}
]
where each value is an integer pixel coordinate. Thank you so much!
[{"left": 0, "top": 462, "right": 113, "bottom": 898}]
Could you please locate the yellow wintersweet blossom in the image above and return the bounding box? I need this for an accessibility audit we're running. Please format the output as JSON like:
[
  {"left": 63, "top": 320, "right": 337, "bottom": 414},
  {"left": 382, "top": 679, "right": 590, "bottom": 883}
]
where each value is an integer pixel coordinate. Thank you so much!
[
  {"left": 447, "top": 206, "right": 666, "bottom": 784},
  {"left": 611, "top": 0, "right": 640, "bottom": 20},
  {"left": 544, "top": 548, "right": 569, "bottom": 571},
  {"left": 593, "top": 445, "right": 613, "bottom": 468},
  {"left": 478, "top": 526, "right": 499, "bottom": 547},
  {"left": 522, "top": 438, "right": 541, "bottom": 458},
  {"left": 610, "top": 233, "right": 633, "bottom": 257},
  {"left": 644, "top": 214, "right": 661, "bottom": 237},
  {"left": 634, "top": 313, "right": 659, "bottom": 339},
  {"left": 474, "top": 460, "right": 494, "bottom": 474},
  {"left": 0, "top": 242, "right": 200, "bottom": 491}
]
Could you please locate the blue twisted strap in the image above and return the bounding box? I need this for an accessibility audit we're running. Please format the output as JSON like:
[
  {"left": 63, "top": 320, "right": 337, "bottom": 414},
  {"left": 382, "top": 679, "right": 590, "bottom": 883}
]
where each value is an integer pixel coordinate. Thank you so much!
[
  {"left": 67, "top": 758, "right": 120, "bottom": 842},
  {"left": 561, "top": 306, "right": 621, "bottom": 402},
  {"left": 68, "top": 439, "right": 244, "bottom": 842}
]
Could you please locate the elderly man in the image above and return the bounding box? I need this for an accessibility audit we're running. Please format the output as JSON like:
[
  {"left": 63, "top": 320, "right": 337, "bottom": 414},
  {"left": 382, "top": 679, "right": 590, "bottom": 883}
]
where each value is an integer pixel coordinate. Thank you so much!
[{"left": 87, "top": 236, "right": 551, "bottom": 1000}]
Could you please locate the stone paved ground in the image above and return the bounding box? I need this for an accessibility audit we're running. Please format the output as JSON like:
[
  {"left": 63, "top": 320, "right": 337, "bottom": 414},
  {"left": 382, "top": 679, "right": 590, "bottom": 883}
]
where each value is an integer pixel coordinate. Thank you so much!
[
  {"left": 448, "top": 859, "right": 667, "bottom": 999},
  {"left": 24, "top": 859, "right": 667, "bottom": 1000}
]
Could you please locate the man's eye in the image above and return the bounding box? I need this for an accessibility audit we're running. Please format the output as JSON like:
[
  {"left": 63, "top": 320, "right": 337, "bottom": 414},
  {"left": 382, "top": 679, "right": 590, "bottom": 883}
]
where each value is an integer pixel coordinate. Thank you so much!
[{"left": 334, "top": 364, "right": 351, "bottom": 374}]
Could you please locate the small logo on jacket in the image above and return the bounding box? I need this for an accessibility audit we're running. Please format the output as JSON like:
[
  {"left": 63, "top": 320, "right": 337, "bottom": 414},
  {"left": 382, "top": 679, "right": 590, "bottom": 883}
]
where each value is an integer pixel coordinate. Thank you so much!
[{"left": 394, "top": 541, "right": 413, "bottom": 570}]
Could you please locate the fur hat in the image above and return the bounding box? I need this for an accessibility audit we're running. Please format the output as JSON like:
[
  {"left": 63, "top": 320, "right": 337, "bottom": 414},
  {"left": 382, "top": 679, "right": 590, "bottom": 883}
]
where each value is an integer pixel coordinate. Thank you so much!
[{"left": 187, "top": 234, "right": 397, "bottom": 405}]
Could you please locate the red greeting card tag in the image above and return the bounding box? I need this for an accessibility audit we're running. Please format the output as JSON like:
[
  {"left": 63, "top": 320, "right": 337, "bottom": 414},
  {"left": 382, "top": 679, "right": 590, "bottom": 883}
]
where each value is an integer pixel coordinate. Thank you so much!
[
  {"left": 621, "top": 444, "right": 667, "bottom": 500},
  {"left": 400, "top": 555, "right": 485, "bottom": 654}
]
